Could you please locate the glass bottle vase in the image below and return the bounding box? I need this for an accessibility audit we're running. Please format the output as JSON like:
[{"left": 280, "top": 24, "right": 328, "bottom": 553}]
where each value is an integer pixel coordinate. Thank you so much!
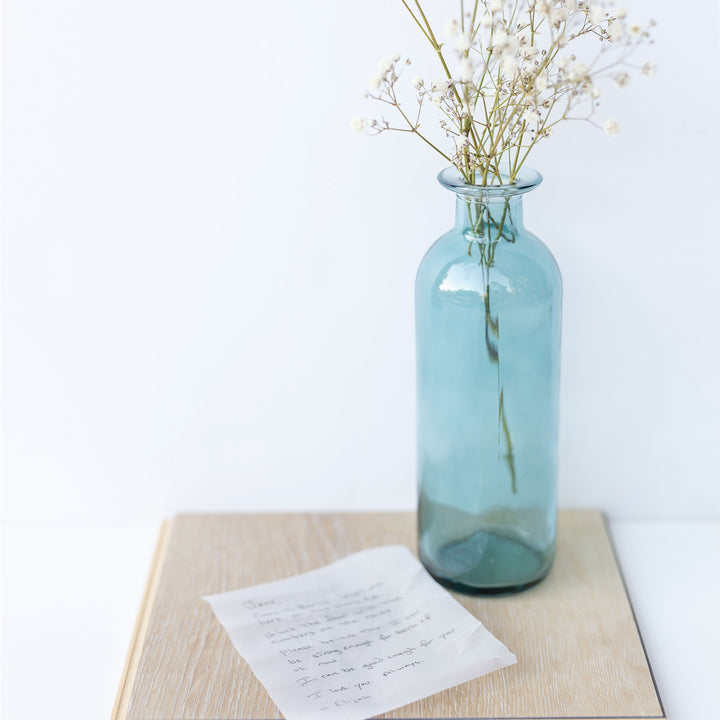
[{"left": 416, "top": 167, "right": 562, "bottom": 594}]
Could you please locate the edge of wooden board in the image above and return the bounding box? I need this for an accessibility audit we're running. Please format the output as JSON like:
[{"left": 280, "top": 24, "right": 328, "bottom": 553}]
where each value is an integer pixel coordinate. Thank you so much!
[
  {"left": 600, "top": 514, "right": 666, "bottom": 720},
  {"left": 112, "top": 519, "right": 174, "bottom": 720}
]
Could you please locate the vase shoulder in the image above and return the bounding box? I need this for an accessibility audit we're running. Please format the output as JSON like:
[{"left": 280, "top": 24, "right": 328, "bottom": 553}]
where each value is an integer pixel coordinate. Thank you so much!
[{"left": 417, "top": 229, "right": 561, "bottom": 310}]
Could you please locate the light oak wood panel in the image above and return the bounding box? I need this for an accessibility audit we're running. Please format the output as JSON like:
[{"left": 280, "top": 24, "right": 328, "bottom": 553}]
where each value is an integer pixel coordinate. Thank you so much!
[{"left": 114, "top": 511, "right": 664, "bottom": 720}]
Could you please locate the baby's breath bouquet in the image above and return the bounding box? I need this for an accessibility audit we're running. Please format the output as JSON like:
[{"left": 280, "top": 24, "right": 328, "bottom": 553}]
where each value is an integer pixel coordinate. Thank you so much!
[
  {"left": 354, "top": 0, "right": 654, "bottom": 185},
  {"left": 357, "top": 2, "right": 655, "bottom": 594}
]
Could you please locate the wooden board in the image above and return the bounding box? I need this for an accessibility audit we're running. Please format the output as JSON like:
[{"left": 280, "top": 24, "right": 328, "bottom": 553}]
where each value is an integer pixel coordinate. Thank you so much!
[{"left": 113, "top": 511, "right": 664, "bottom": 720}]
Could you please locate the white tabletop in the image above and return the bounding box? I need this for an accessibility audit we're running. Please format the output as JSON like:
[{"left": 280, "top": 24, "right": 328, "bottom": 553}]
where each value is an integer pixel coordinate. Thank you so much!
[{"left": 2, "top": 518, "right": 719, "bottom": 720}]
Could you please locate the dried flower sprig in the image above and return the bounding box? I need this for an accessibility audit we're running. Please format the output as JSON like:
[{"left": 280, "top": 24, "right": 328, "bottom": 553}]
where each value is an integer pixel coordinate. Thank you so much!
[{"left": 353, "top": 0, "right": 655, "bottom": 185}]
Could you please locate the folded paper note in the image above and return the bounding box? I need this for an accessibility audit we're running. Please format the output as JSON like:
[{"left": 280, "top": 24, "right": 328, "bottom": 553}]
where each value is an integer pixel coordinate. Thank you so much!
[{"left": 204, "top": 545, "right": 516, "bottom": 720}]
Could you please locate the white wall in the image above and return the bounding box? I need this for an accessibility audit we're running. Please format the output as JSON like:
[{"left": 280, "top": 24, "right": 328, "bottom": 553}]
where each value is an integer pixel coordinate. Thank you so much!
[{"left": 3, "top": 0, "right": 719, "bottom": 524}]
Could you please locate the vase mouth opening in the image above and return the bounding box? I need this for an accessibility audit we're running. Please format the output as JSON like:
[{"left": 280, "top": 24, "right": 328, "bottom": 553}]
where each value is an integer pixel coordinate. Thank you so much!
[{"left": 437, "top": 166, "right": 542, "bottom": 198}]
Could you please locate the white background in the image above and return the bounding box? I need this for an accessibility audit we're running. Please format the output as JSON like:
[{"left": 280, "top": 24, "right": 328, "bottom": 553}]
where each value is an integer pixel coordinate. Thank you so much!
[
  {"left": 2, "top": 5, "right": 720, "bottom": 720},
  {"left": 3, "top": 0, "right": 720, "bottom": 524}
]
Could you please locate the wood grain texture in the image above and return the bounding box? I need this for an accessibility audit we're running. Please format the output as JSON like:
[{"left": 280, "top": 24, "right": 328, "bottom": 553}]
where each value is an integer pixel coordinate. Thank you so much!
[{"left": 114, "top": 511, "right": 664, "bottom": 720}]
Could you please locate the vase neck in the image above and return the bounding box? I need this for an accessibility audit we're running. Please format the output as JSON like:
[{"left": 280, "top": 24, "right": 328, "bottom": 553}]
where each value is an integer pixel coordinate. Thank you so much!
[
  {"left": 453, "top": 194, "right": 525, "bottom": 243},
  {"left": 437, "top": 166, "right": 541, "bottom": 244}
]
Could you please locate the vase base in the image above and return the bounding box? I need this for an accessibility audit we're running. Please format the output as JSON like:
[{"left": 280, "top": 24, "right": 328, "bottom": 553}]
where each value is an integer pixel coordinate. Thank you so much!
[
  {"left": 424, "top": 568, "right": 549, "bottom": 596},
  {"left": 419, "top": 529, "right": 553, "bottom": 596}
]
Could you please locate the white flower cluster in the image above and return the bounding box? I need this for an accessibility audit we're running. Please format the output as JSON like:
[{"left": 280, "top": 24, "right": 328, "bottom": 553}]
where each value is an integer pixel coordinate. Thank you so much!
[{"left": 355, "top": 0, "right": 655, "bottom": 184}]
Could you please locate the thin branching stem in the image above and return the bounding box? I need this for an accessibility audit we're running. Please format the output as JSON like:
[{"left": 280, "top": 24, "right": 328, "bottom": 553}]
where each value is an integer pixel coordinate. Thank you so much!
[{"left": 359, "top": 1, "right": 653, "bottom": 185}]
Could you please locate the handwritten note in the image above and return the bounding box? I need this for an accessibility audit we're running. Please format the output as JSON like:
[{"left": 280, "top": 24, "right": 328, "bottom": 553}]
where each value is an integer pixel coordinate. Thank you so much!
[{"left": 204, "top": 545, "right": 516, "bottom": 720}]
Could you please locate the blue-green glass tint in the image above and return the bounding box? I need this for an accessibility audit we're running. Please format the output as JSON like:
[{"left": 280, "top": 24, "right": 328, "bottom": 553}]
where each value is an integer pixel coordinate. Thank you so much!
[{"left": 416, "top": 167, "right": 562, "bottom": 594}]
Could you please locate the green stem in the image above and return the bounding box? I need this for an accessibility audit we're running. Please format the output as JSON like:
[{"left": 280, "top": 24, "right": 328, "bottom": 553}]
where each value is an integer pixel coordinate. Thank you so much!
[{"left": 465, "top": 196, "right": 518, "bottom": 493}]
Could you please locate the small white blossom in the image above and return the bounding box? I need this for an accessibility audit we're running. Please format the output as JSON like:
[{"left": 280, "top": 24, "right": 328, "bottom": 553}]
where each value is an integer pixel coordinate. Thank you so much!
[
  {"left": 567, "top": 62, "right": 589, "bottom": 83},
  {"left": 522, "top": 108, "right": 542, "bottom": 125},
  {"left": 627, "top": 23, "right": 643, "bottom": 37},
  {"left": 534, "top": 70, "right": 549, "bottom": 92},
  {"left": 504, "top": 32, "right": 520, "bottom": 52},
  {"left": 520, "top": 44, "right": 540, "bottom": 61},
  {"left": 431, "top": 78, "right": 453, "bottom": 95},
  {"left": 369, "top": 74, "right": 382, "bottom": 90},
  {"left": 458, "top": 57, "right": 474, "bottom": 82},
  {"left": 614, "top": 72, "right": 630, "bottom": 88},
  {"left": 480, "top": 13, "right": 493, "bottom": 28},
  {"left": 502, "top": 53, "right": 519, "bottom": 77},
  {"left": 444, "top": 19, "right": 459, "bottom": 37},
  {"left": 413, "top": 76, "right": 424, "bottom": 89},
  {"left": 454, "top": 31, "right": 472, "bottom": 54},
  {"left": 616, "top": 7, "right": 628, "bottom": 19},
  {"left": 608, "top": 19, "right": 625, "bottom": 41},
  {"left": 604, "top": 118, "right": 619, "bottom": 136},
  {"left": 350, "top": 117, "right": 365, "bottom": 132},
  {"left": 641, "top": 62, "right": 656, "bottom": 77},
  {"left": 391, "top": 51, "right": 401, "bottom": 62},
  {"left": 550, "top": 8, "right": 569, "bottom": 26},
  {"left": 377, "top": 58, "right": 393, "bottom": 74},
  {"left": 489, "top": 0, "right": 504, "bottom": 14},
  {"left": 515, "top": 25, "right": 532, "bottom": 45},
  {"left": 492, "top": 26, "right": 509, "bottom": 50},
  {"left": 591, "top": 85, "right": 601, "bottom": 98},
  {"left": 589, "top": 6, "right": 605, "bottom": 25}
]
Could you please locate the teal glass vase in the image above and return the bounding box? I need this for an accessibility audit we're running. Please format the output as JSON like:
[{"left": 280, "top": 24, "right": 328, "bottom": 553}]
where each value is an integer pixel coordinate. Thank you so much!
[{"left": 416, "top": 166, "right": 562, "bottom": 594}]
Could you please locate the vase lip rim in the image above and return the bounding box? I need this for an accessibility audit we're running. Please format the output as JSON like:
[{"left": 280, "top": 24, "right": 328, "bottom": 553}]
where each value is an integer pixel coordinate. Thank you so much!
[{"left": 437, "top": 165, "right": 543, "bottom": 197}]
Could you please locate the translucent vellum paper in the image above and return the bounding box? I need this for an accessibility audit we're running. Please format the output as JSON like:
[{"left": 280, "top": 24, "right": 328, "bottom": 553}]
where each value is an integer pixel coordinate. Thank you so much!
[{"left": 204, "top": 545, "right": 516, "bottom": 720}]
